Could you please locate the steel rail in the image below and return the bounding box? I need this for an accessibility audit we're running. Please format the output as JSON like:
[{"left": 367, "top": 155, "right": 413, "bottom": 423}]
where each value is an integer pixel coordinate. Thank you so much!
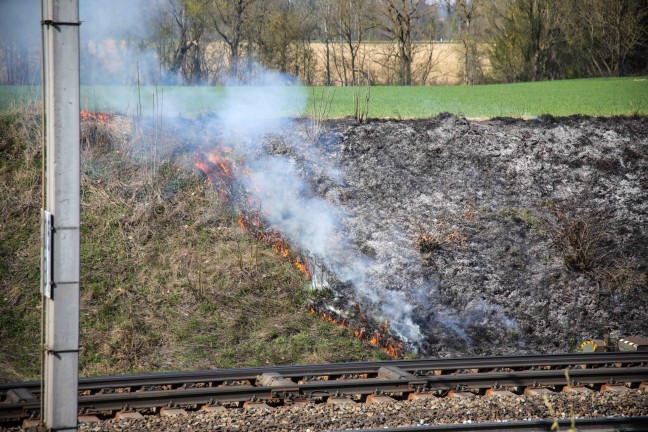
[
  {"left": 299, "top": 367, "right": 648, "bottom": 397},
  {"left": 333, "top": 416, "right": 648, "bottom": 432},
  {"left": 2, "top": 367, "right": 647, "bottom": 414},
  {"left": 2, "top": 351, "right": 646, "bottom": 396}
]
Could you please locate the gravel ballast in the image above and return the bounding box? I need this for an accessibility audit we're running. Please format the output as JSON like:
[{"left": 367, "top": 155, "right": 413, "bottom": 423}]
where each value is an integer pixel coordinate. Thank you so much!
[
  {"left": 6, "top": 388, "right": 644, "bottom": 432},
  {"left": 89, "top": 389, "right": 648, "bottom": 431}
]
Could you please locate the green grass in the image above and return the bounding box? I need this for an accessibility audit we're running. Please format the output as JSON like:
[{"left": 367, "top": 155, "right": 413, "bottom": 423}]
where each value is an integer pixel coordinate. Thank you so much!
[
  {"left": 0, "top": 108, "right": 390, "bottom": 382},
  {"left": 1, "top": 76, "right": 647, "bottom": 118},
  {"left": 319, "top": 76, "right": 648, "bottom": 118}
]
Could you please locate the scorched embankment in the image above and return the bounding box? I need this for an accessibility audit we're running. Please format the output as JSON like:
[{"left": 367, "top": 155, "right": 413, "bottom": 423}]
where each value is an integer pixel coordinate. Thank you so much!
[{"left": 286, "top": 114, "right": 647, "bottom": 356}]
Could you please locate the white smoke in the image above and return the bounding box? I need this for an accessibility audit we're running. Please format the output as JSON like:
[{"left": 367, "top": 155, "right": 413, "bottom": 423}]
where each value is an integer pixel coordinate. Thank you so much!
[
  {"left": 193, "top": 66, "right": 425, "bottom": 344},
  {"left": 199, "top": 68, "right": 518, "bottom": 348}
]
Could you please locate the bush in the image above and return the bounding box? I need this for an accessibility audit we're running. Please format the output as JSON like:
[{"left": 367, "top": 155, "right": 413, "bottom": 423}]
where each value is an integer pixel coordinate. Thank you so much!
[{"left": 540, "top": 201, "right": 644, "bottom": 295}]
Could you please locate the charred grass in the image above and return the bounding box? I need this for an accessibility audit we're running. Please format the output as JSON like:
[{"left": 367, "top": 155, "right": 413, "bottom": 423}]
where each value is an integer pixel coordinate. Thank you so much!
[
  {"left": 538, "top": 201, "right": 647, "bottom": 299},
  {"left": 500, "top": 202, "right": 646, "bottom": 301},
  {"left": 0, "top": 108, "right": 386, "bottom": 382}
]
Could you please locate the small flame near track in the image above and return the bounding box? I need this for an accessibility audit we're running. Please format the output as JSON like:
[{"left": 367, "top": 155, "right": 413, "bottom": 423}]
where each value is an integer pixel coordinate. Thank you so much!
[
  {"left": 308, "top": 303, "right": 403, "bottom": 358},
  {"left": 194, "top": 147, "right": 404, "bottom": 357},
  {"left": 238, "top": 213, "right": 311, "bottom": 278}
]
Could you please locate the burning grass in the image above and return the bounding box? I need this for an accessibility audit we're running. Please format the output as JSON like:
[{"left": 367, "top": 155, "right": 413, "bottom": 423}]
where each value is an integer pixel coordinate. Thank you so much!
[
  {"left": 4, "top": 101, "right": 645, "bottom": 379},
  {"left": 192, "top": 144, "right": 410, "bottom": 357},
  {"left": 81, "top": 109, "right": 112, "bottom": 124},
  {"left": 308, "top": 304, "right": 403, "bottom": 358},
  {"left": 0, "top": 109, "right": 389, "bottom": 382},
  {"left": 194, "top": 148, "right": 314, "bottom": 279}
]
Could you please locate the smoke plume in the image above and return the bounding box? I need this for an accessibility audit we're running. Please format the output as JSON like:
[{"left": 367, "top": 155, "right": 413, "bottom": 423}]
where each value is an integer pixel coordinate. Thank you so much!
[{"left": 1, "top": 0, "right": 517, "bottom": 352}]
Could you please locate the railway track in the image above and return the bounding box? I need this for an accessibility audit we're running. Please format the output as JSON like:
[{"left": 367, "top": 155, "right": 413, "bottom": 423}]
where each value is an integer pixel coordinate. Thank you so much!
[{"left": 1, "top": 352, "right": 647, "bottom": 426}]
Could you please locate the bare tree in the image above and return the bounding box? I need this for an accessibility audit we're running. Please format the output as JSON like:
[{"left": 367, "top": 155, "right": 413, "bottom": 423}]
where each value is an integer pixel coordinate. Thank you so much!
[
  {"left": 489, "top": 0, "right": 571, "bottom": 82},
  {"left": 333, "top": 0, "right": 377, "bottom": 85},
  {"left": 317, "top": 0, "right": 336, "bottom": 85},
  {"left": 0, "top": 39, "right": 33, "bottom": 85},
  {"left": 376, "top": 0, "right": 432, "bottom": 85},
  {"left": 252, "top": 0, "right": 317, "bottom": 80},
  {"left": 575, "top": 0, "right": 648, "bottom": 77},
  {"left": 445, "top": 0, "right": 487, "bottom": 85},
  {"left": 413, "top": 35, "right": 452, "bottom": 84},
  {"left": 204, "top": 0, "right": 258, "bottom": 78},
  {"left": 152, "top": 0, "right": 208, "bottom": 83},
  {"left": 0, "top": 0, "right": 40, "bottom": 85}
]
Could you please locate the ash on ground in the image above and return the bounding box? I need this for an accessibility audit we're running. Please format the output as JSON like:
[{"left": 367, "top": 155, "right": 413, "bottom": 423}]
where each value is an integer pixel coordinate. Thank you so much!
[{"left": 261, "top": 114, "right": 647, "bottom": 357}]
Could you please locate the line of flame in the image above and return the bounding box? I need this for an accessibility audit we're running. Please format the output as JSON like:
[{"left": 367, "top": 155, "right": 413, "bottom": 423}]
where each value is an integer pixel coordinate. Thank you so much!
[
  {"left": 194, "top": 149, "right": 403, "bottom": 356},
  {"left": 238, "top": 213, "right": 311, "bottom": 277},
  {"left": 308, "top": 305, "right": 403, "bottom": 358},
  {"left": 80, "top": 110, "right": 111, "bottom": 124}
]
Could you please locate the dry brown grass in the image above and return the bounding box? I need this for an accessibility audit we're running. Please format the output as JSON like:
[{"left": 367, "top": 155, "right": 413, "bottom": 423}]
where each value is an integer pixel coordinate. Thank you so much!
[
  {"left": 414, "top": 205, "right": 477, "bottom": 254},
  {"left": 1, "top": 110, "right": 387, "bottom": 382},
  {"left": 307, "top": 42, "right": 467, "bottom": 85},
  {"left": 540, "top": 201, "right": 646, "bottom": 297},
  {"left": 88, "top": 38, "right": 482, "bottom": 86}
]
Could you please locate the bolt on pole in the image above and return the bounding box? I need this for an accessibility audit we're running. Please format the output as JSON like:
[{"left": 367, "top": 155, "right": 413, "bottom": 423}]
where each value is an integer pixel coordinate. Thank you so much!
[{"left": 42, "top": 0, "right": 81, "bottom": 430}]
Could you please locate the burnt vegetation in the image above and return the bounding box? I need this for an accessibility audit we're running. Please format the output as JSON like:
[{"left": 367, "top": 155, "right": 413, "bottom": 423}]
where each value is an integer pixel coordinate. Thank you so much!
[
  {"left": 1, "top": 107, "right": 647, "bottom": 381},
  {"left": 325, "top": 114, "right": 648, "bottom": 355},
  {"left": 541, "top": 203, "right": 646, "bottom": 297}
]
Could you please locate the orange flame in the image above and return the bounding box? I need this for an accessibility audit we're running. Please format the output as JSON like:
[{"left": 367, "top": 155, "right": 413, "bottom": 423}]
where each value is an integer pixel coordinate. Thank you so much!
[
  {"left": 308, "top": 306, "right": 349, "bottom": 328},
  {"left": 80, "top": 110, "right": 111, "bottom": 124},
  {"left": 195, "top": 147, "right": 403, "bottom": 358},
  {"left": 370, "top": 334, "right": 380, "bottom": 346},
  {"left": 308, "top": 304, "right": 403, "bottom": 359},
  {"left": 193, "top": 150, "right": 237, "bottom": 203},
  {"left": 294, "top": 257, "right": 311, "bottom": 278},
  {"left": 205, "top": 152, "right": 234, "bottom": 178},
  {"left": 238, "top": 211, "right": 311, "bottom": 278}
]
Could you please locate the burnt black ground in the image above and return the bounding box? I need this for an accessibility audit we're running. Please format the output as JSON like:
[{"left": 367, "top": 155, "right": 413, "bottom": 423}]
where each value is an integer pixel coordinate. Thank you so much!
[
  {"left": 189, "top": 113, "right": 647, "bottom": 357},
  {"left": 275, "top": 114, "right": 648, "bottom": 357}
]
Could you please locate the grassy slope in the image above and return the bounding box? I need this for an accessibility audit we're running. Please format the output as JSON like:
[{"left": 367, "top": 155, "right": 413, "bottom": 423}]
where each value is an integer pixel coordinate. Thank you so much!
[
  {"left": 0, "top": 107, "right": 388, "bottom": 383},
  {"left": 1, "top": 76, "right": 646, "bottom": 381},
  {"left": 0, "top": 109, "right": 42, "bottom": 381},
  {"left": 1, "top": 76, "right": 647, "bottom": 118}
]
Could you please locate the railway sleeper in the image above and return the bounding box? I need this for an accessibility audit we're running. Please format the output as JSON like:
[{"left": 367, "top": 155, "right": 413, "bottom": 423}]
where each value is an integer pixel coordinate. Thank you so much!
[{"left": 0, "top": 408, "right": 29, "bottom": 422}]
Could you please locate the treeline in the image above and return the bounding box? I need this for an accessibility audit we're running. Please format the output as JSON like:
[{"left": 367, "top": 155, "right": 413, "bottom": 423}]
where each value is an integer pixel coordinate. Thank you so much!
[
  {"left": 1, "top": 0, "right": 647, "bottom": 86},
  {"left": 143, "top": 0, "right": 648, "bottom": 85}
]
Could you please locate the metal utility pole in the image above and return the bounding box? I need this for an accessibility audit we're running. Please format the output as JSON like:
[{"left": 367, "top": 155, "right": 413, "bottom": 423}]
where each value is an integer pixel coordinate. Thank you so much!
[{"left": 42, "top": 0, "right": 80, "bottom": 430}]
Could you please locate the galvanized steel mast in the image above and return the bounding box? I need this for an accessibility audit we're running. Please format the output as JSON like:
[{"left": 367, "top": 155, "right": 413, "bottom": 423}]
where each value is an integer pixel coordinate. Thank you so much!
[{"left": 42, "top": 0, "right": 80, "bottom": 430}]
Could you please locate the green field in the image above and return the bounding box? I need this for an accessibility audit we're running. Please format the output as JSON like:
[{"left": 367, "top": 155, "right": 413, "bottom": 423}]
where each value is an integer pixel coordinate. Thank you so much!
[{"left": 1, "top": 76, "right": 647, "bottom": 118}]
